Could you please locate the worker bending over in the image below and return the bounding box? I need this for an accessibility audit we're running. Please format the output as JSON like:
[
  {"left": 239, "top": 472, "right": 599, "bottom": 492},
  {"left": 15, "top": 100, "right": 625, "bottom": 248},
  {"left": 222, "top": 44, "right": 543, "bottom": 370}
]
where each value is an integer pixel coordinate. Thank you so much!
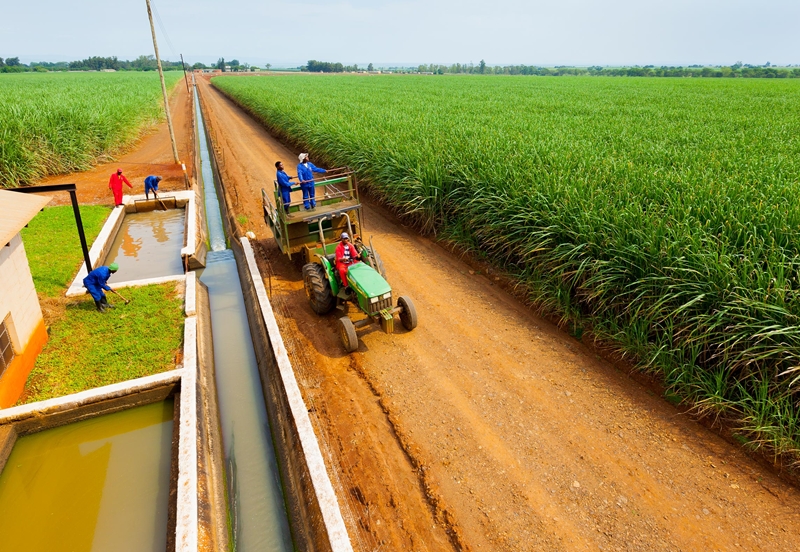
[
  {"left": 144, "top": 175, "right": 162, "bottom": 200},
  {"left": 335, "top": 232, "right": 360, "bottom": 288},
  {"left": 83, "top": 263, "right": 119, "bottom": 313}
]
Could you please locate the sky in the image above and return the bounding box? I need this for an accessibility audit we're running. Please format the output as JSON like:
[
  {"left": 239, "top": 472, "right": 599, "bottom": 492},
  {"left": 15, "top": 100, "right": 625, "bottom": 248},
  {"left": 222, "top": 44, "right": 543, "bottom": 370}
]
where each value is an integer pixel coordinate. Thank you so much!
[{"left": 3, "top": 0, "right": 799, "bottom": 68}]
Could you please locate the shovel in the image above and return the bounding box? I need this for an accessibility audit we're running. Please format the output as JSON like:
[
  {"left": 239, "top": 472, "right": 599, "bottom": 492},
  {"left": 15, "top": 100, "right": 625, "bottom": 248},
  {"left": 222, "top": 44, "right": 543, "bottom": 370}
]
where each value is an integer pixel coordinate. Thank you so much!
[{"left": 109, "top": 289, "right": 131, "bottom": 305}]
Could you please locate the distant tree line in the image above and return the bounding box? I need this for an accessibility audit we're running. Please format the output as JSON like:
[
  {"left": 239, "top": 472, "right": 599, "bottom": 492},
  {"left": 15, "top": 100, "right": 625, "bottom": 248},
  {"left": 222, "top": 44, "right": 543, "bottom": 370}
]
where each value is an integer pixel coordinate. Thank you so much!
[
  {"left": 300, "top": 58, "right": 800, "bottom": 79},
  {"left": 416, "top": 61, "right": 800, "bottom": 78},
  {"left": 187, "top": 58, "right": 262, "bottom": 72},
  {"left": 0, "top": 57, "right": 24, "bottom": 73},
  {"left": 3, "top": 54, "right": 798, "bottom": 78},
  {"left": 305, "top": 60, "right": 345, "bottom": 73},
  {"left": 303, "top": 60, "right": 377, "bottom": 73},
  {"left": 0, "top": 55, "right": 188, "bottom": 72},
  {"left": 0, "top": 54, "right": 265, "bottom": 74}
]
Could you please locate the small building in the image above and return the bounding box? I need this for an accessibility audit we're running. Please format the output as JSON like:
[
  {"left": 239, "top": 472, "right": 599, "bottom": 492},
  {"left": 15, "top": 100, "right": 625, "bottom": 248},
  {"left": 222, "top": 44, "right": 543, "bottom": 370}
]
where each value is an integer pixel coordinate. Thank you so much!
[{"left": 0, "top": 190, "right": 51, "bottom": 407}]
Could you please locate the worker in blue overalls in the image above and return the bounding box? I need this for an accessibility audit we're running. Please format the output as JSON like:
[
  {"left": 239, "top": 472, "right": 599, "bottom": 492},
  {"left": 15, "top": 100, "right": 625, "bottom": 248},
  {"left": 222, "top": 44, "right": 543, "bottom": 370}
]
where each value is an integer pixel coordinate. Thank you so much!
[
  {"left": 275, "top": 161, "right": 296, "bottom": 213},
  {"left": 144, "top": 175, "right": 162, "bottom": 200},
  {"left": 83, "top": 263, "right": 119, "bottom": 313},
  {"left": 297, "top": 153, "right": 327, "bottom": 210}
]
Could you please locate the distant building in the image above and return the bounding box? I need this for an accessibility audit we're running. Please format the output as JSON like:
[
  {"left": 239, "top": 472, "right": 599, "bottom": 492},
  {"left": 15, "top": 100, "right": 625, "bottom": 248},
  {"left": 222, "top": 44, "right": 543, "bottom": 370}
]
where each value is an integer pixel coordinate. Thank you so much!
[{"left": 0, "top": 190, "right": 51, "bottom": 407}]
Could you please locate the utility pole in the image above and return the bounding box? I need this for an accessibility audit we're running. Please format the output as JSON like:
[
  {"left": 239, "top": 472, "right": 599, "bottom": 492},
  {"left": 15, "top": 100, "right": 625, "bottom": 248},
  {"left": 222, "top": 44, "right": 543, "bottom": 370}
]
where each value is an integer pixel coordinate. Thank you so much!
[
  {"left": 146, "top": 0, "right": 180, "bottom": 164},
  {"left": 180, "top": 53, "right": 190, "bottom": 95}
]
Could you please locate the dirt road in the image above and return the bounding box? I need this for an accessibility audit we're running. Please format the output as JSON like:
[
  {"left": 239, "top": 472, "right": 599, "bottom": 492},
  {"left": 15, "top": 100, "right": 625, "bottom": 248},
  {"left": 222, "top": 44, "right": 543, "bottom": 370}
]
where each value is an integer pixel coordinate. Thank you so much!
[{"left": 53, "top": 74, "right": 800, "bottom": 551}]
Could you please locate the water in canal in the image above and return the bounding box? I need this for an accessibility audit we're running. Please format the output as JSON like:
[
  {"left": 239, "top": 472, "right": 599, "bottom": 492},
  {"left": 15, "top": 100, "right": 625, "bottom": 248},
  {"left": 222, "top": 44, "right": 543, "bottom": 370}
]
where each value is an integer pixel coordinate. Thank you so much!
[
  {"left": 195, "top": 84, "right": 227, "bottom": 253},
  {"left": 0, "top": 401, "right": 174, "bottom": 552},
  {"left": 195, "top": 82, "right": 293, "bottom": 551},
  {"left": 105, "top": 208, "right": 185, "bottom": 283}
]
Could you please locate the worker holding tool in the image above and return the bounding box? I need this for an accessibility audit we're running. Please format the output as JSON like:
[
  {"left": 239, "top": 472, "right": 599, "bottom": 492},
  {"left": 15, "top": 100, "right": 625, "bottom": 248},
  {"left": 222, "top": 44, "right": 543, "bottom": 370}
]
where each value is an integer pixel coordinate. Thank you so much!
[
  {"left": 275, "top": 161, "right": 296, "bottom": 213},
  {"left": 297, "top": 153, "right": 327, "bottom": 210},
  {"left": 109, "top": 168, "right": 133, "bottom": 207},
  {"left": 144, "top": 175, "right": 163, "bottom": 200},
  {"left": 335, "top": 232, "right": 361, "bottom": 288},
  {"left": 83, "top": 263, "right": 123, "bottom": 313}
]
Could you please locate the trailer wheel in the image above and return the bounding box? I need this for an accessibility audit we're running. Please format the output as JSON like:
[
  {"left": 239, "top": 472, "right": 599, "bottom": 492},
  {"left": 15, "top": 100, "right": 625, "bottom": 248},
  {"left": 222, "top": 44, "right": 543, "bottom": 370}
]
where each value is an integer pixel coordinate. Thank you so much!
[
  {"left": 397, "top": 296, "right": 418, "bottom": 331},
  {"left": 303, "top": 263, "right": 335, "bottom": 314},
  {"left": 339, "top": 317, "right": 359, "bottom": 352}
]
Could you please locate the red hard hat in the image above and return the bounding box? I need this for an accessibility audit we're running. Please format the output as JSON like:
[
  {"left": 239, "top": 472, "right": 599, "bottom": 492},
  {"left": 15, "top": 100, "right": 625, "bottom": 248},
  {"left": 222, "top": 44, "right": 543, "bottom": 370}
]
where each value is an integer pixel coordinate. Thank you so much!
[{"left": 116, "top": 168, "right": 122, "bottom": 173}]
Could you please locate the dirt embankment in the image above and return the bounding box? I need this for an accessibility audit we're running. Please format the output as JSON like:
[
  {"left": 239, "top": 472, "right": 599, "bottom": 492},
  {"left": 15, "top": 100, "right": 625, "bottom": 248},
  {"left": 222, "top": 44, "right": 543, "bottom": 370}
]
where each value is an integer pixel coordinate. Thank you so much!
[{"left": 51, "top": 73, "right": 800, "bottom": 551}]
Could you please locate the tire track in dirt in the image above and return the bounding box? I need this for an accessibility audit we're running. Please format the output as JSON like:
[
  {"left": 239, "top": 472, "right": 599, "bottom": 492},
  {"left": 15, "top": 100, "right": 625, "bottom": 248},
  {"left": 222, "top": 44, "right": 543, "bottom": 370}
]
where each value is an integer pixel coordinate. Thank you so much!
[{"left": 196, "top": 76, "right": 455, "bottom": 551}]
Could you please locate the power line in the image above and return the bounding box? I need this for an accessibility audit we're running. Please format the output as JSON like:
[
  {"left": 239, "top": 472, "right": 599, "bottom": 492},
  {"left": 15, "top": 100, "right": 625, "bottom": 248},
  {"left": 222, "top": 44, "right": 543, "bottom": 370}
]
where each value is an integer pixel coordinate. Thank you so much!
[{"left": 150, "top": 0, "right": 178, "bottom": 60}]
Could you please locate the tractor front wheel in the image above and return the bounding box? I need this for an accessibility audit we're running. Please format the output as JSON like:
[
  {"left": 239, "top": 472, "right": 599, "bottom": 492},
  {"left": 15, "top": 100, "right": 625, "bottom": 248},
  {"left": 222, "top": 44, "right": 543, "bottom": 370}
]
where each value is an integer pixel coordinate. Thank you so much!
[
  {"left": 303, "top": 263, "right": 335, "bottom": 314},
  {"left": 397, "top": 296, "right": 418, "bottom": 331},
  {"left": 339, "top": 317, "right": 359, "bottom": 352}
]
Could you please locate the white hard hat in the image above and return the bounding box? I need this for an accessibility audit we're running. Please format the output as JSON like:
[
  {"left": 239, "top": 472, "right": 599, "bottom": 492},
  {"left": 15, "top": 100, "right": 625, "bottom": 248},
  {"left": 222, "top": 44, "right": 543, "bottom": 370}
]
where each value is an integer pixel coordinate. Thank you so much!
[{"left": 299, "top": 153, "right": 308, "bottom": 162}]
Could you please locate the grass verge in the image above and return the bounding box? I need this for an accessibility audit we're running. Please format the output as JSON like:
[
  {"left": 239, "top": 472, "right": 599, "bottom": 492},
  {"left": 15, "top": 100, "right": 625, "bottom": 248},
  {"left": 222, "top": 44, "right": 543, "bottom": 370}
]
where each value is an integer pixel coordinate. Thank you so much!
[
  {"left": 19, "top": 283, "right": 184, "bottom": 404},
  {"left": 21, "top": 205, "right": 111, "bottom": 298}
]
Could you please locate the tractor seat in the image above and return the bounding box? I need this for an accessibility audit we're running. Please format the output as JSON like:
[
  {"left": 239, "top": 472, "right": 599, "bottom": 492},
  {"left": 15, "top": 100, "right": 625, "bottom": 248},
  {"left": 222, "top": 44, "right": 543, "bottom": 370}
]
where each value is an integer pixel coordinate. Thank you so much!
[{"left": 326, "top": 253, "right": 336, "bottom": 264}]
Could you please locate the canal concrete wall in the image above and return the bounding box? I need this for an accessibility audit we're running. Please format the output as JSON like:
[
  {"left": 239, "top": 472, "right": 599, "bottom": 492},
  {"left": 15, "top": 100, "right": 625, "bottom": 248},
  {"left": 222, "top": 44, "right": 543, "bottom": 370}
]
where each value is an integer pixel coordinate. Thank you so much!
[
  {"left": 195, "top": 278, "right": 231, "bottom": 552},
  {"left": 196, "top": 87, "right": 353, "bottom": 551},
  {"left": 235, "top": 238, "right": 353, "bottom": 552}
]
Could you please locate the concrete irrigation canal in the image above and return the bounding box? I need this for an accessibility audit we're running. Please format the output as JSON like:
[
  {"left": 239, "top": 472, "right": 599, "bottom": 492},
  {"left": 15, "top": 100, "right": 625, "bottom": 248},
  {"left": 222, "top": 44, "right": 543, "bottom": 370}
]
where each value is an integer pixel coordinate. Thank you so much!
[
  {"left": 0, "top": 80, "right": 351, "bottom": 552},
  {"left": 195, "top": 83, "right": 293, "bottom": 551}
]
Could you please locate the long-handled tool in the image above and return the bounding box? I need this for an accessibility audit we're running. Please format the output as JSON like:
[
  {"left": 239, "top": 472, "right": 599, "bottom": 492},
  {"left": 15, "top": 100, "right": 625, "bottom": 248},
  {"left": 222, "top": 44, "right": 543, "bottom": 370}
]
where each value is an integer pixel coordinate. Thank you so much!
[
  {"left": 109, "top": 289, "right": 131, "bottom": 305},
  {"left": 153, "top": 190, "right": 168, "bottom": 211}
]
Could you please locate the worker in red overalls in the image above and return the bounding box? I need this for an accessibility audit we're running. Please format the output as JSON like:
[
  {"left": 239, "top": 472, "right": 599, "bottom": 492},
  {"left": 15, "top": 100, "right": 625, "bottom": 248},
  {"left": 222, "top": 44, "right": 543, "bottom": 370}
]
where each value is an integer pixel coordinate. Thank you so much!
[
  {"left": 335, "top": 232, "right": 361, "bottom": 288},
  {"left": 109, "top": 168, "right": 133, "bottom": 207}
]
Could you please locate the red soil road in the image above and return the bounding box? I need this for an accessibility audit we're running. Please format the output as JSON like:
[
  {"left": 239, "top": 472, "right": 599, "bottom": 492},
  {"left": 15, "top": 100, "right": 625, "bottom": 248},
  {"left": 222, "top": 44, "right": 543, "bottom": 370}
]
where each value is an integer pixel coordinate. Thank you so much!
[
  {"left": 195, "top": 76, "right": 800, "bottom": 552},
  {"left": 53, "top": 73, "right": 800, "bottom": 550},
  {"left": 37, "top": 78, "right": 195, "bottom": 206}
]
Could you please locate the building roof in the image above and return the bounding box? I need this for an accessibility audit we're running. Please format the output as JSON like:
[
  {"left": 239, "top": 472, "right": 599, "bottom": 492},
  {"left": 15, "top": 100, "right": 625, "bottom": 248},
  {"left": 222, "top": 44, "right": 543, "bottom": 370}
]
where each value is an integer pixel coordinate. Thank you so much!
[{"left": 0, "top": 189, "right": 52, "bottom": 246}]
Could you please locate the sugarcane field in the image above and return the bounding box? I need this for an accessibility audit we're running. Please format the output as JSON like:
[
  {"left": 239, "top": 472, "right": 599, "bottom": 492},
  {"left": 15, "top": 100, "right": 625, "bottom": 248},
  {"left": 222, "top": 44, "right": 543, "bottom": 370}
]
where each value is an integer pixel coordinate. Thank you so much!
[{"left": 1, "top": 2, "right": 800, "bottom": 552}]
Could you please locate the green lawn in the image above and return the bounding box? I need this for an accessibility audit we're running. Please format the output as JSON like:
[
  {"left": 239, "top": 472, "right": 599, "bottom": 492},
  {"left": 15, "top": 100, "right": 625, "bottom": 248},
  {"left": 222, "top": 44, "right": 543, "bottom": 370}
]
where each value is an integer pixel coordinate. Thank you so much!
[
  {"left": 21, "top": 205, "right": 111, "bottom": 297},
  {"left": 20, "top": 283, "right": 184, "bottom": 404}
]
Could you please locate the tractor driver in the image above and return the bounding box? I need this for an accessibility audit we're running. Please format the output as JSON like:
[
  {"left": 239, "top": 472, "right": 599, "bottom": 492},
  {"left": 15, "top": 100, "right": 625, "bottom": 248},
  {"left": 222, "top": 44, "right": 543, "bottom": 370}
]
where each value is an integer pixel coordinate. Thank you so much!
[{"left": 335, "top": 232, "right": 361, "bottom": 288}]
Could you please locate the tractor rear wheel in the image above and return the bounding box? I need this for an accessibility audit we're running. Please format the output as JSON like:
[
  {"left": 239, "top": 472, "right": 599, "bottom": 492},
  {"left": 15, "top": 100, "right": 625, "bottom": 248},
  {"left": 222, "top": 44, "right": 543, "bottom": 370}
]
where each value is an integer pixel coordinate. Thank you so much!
[
  {"left": 397, "top": 296, "right": 418, "bottom": 331},
  {"left": 339, "top": 317, "right": 359, "bottom": 352},
  {"left": 303, "top": 263, "right": 335, "bottom": 314}
]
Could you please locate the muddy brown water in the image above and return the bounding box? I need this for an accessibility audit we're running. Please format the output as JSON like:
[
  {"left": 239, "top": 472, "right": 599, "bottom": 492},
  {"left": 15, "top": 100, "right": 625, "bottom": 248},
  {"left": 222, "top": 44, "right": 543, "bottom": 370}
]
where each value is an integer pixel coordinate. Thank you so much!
[
  {"left": 200, "top": 250, "right": 293, "bottom": 551},
  {"left": 0, "top": 401, "right": 174, "bottom": 552},
  {"left": 105, "top": 209, "right": 185, "bottom": 283}
]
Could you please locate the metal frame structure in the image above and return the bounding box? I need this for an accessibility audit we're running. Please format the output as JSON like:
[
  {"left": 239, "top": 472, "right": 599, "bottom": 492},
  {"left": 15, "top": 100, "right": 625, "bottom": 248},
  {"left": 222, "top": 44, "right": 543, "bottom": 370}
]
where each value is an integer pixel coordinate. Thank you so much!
[
  {"left": 10, "top": 184, "right": 92, "bottom": 274},
  {"left": 262, "top": 168, "right": 364, "bottom": 263}
]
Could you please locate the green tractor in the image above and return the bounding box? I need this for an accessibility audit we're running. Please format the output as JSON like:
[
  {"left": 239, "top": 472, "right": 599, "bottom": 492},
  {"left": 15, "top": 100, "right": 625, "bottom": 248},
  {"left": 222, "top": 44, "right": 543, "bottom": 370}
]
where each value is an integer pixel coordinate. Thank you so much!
[{"left": 262, "top": 168, "right": 417, "bottom": 352}]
